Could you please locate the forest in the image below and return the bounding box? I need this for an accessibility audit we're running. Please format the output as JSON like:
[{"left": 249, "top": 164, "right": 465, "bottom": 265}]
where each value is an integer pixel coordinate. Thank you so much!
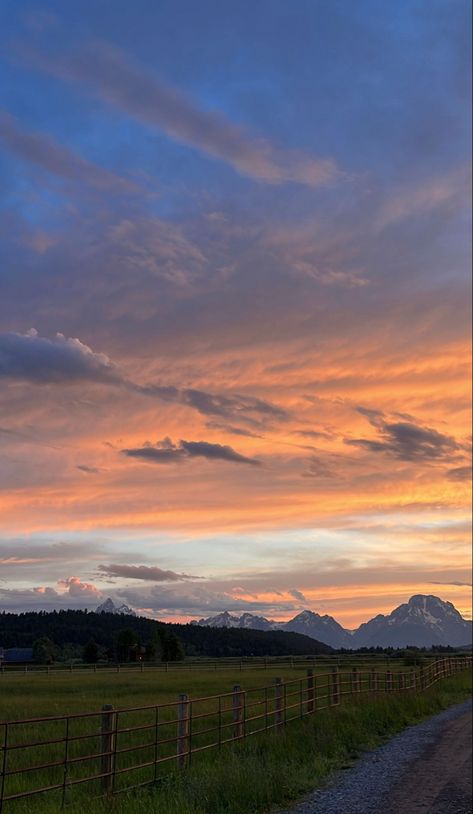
[{"left": 0, "top": 610, "right": 333, "bottom": 663}]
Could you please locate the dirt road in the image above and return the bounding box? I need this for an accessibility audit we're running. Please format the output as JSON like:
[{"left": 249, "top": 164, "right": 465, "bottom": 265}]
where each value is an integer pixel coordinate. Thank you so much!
[
  {"left": 383, "top": 705, "right": 472, "bottom": 814},
  {"left": 277, "top": 700, "right": 472, "bottom": 814}
]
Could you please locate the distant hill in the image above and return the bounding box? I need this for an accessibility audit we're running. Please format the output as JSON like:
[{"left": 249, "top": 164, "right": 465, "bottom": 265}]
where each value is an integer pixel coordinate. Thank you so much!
[
  {"left": 0, "top": 609, "right": 332, "bottom": 659},
  {"left": 196, "top": 595, "right": 472, "bottom": 649}
]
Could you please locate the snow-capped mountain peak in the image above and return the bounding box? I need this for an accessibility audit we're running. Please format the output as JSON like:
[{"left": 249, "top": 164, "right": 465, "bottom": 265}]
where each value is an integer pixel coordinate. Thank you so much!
[
  {"left": 195, "top": 595, "right": 472, "bottom": 650},
  {"left": 96, "top": 598, "right": 137, "bottom": 617}
]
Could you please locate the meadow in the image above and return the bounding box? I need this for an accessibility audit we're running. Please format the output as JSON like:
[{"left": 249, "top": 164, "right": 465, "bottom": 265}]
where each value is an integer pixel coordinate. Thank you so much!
[{"left": 0, "top": 658, "right": 471, "bottom": 814}]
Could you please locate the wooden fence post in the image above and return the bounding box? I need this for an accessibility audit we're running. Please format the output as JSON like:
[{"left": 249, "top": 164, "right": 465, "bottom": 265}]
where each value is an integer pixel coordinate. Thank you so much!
[
  {"left": 386, "top": 670, "right": 392, "bottom": 692},
  {"left": 331, "top": 667, "right": 339, "bottom": 705},
  {"left": 177, "top": 693, "right": 189, "bottom": 769},
  {"left": 370, "top": 667, "right": 377, "bottom": 692},
  {"left": 275, "top": 677, "right": 284, "bottom": 729},
  {"left": 101, "top": 704, "right": 116, "bottom": 793},
  {"left": 307, "top": 669, "right": 316, "bottom": 714},
  {"left": 232, "top": 685, "right": 244, "bottom": 739},
  {"left": 351, "top": 667, "right": 359, "bottom": 694}
]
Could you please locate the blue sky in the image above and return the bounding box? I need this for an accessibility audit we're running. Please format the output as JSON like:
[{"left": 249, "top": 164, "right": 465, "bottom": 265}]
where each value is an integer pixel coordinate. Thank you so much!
[{"left": 0, "top": 1, "right": 471, "bottom": 625}]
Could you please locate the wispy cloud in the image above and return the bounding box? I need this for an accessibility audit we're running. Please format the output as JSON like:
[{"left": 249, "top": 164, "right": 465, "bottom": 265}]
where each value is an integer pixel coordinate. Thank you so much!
[
  {"left": 0, "top": 110, "right": 138, "bottom": 193},
  {"left": 27, "top": 42, "right": 340, "bottom": 187},
  {"left": 97, "top": 563, "right": 199, "bottom": 582},
  {"left": 0, "top": 329, "right": 287, "bottom": 430}
]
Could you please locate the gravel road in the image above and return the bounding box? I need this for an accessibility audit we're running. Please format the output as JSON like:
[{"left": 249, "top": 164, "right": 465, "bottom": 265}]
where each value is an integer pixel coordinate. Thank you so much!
[{"left": 276, "top": 699, "right": 472, "bottom": 814}]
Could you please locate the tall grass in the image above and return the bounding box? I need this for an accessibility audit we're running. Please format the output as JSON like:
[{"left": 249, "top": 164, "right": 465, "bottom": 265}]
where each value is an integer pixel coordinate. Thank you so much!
[{"left": 5, "top": 669, "right": 471, "bottom": 814}]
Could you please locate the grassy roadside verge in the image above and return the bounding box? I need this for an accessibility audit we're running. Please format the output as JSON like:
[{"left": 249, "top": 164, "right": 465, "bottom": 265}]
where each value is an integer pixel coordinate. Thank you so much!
[{"left": 16, "top": 671, "right": 473, "bottom": 814}]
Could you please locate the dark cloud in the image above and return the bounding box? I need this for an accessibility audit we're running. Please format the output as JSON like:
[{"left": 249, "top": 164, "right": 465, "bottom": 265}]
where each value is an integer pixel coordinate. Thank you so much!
[
  {"left": 122, "top": 439, "right": 185, "bottom": 464},
  {"left": 0, "top": 329, "right": 120, "bottom": 384},
  {"left": 182, "top": 389, "right": 288, "bottom": 422},
  {"left": 122, "top": 437, "right": 260, "bottom": 466},
  {"left": 302, "top": 456, "right": 337, "bottom": 479},
  {"left": 77, "top": 465, "right": 101, "bottom": 474},
  {"left": 293, "top": 428, "right": 336, "bottom": 440},
  {"left": 430, "top": 580, "right": 472, "bottom": 587},
  {"left": 205, "top": 422, "right": 263, "bottom": 438},
  {"left": 97, "top": 563, "right": 198, "bottom": 582},
  {"left": 288, "top": 588, "right": 307, "bottom": 602},
  {"left": 347, "top": 411, "right": 460, "bottom": 462},
  {"left": 181, "top": 440, "right": 260, "bottom": 465},
  {"left": 355, "top": 406, "right": 385, "bottom": 428},
  {"left": 137, "top": 384, "right": 181, "bottom": 401},
  {"left": 446, "top": 465, "right": 472, "bottom": 481},
  {"left": 0, "top": 331, "right": 285, "bottom": 430},
  {"left": 137, "top": 385, "right": 287, "bottom": 425}
]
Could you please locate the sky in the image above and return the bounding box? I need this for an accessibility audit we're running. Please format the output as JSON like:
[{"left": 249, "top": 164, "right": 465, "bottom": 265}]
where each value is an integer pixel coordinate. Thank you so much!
[{"left": 0, "top": 1, "right": 471, "bottom": 628}]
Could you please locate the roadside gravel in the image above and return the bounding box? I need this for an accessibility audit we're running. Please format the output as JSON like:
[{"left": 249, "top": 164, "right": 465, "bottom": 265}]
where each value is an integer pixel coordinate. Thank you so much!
[{"left": 276, "top": 698, "right": 472, "bottom": 814}]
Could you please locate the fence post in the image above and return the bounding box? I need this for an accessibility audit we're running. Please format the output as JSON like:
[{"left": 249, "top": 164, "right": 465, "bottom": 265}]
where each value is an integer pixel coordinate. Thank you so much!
[
  {"left": 307, "top": 669, "right": 316, "bottom": 714},
  {"left": 101, "top": 704, "right": 116, "bottom": 794},
  {"left": 370, "top": 667, "right": 377, "bottom": 692},
  {"left": 386, "top": 670, "right": 392, "bottom": 692},
  {"left": 419, "top": 666, "right": 425, "bottom": 691},
  {"left": 177, "top": 693, "right": 189, "bottom": 769},
  {"left": 232, "top": 685, "right": 244, "bottom": 740},
  {"left": 331, "top": 667, "right": 339, "bottom": 705},
  {"left": 351, "top": 667, "right": 358, "bottom": 694},
  {"left": 275, "top": 677, "right": 284, "bottom": 729}
]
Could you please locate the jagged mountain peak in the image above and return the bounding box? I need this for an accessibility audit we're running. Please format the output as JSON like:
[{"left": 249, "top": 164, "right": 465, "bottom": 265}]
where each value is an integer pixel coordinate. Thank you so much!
[
  {"left": 96, "top": 598, "right": 137, "bottom": 617},
  {"left": 195, "top": 595, "right": 471, "bottom": 650}
]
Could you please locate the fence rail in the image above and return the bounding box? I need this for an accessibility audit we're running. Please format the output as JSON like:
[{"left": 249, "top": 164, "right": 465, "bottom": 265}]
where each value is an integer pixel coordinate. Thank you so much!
[
  {"left": 0, "top": 652, "right": 458, "bottom": 676},
  {"left": 0, "top": 656, "right": 470, "bottom": 810}
]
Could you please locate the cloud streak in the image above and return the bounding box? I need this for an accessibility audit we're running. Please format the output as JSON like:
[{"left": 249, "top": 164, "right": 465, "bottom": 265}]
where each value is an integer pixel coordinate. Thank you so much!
[
  {"left": 29, "top": 42, "right": 339, "bottom": 187},
  {"left": 0, "top": 330, "right": 286, "bottom": 427},
  {"left": 97, "top": 563, "right": 199, "bottom": 582},
  {"left": 122, "top": 437, "right": 260, "bottom": 466},
  {"left": 0, "top": 110, "right": 137, "bottom": 193}
]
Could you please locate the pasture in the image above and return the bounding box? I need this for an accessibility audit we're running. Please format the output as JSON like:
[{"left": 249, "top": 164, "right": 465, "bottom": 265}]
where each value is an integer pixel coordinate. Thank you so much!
[
  {"left": 0, "top": 658, "right": 471, "bottom": 814},
  {"left": 0, "top": 657, "right": 408, "bottom": 720}
]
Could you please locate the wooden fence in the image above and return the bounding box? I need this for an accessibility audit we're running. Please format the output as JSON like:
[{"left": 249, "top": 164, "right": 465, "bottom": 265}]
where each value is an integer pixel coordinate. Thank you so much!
[
  {"left": 0, "top": 652, "right": 451, "bottom": 676},
  {"left": 0, "top": 656, "right": 470, "bottom": 811}
]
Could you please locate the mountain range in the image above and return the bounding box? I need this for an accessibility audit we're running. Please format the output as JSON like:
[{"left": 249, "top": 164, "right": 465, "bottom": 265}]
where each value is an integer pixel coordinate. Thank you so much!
[{"left": 195, "top": 595, "right": 472, "bottom": 649}]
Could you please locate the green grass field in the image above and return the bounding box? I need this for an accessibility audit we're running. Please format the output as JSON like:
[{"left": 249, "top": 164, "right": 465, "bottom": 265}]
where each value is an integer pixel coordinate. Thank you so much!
[{"left": 1, "top": 661, "right": 471, "bottom": 814}]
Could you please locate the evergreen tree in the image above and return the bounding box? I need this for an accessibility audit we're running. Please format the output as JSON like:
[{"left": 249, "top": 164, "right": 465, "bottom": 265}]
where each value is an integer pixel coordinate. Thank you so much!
[
  {"left": 83, "top": 638, "right": 99, "bottom": 663},
  {"left": 32, "top": 636, "right": 56, "bottom": 664}
]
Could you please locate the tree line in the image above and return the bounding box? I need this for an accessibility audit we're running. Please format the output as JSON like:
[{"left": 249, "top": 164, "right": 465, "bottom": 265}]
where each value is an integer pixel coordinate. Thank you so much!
[{"left": 0, "top": 609, "right": 333, "bottom": 663}]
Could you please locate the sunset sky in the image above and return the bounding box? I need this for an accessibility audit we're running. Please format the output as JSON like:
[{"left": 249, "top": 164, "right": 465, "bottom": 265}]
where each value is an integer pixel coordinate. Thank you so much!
[{"left": 0, "top": 1, "right": 471, "bottom": 628}]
